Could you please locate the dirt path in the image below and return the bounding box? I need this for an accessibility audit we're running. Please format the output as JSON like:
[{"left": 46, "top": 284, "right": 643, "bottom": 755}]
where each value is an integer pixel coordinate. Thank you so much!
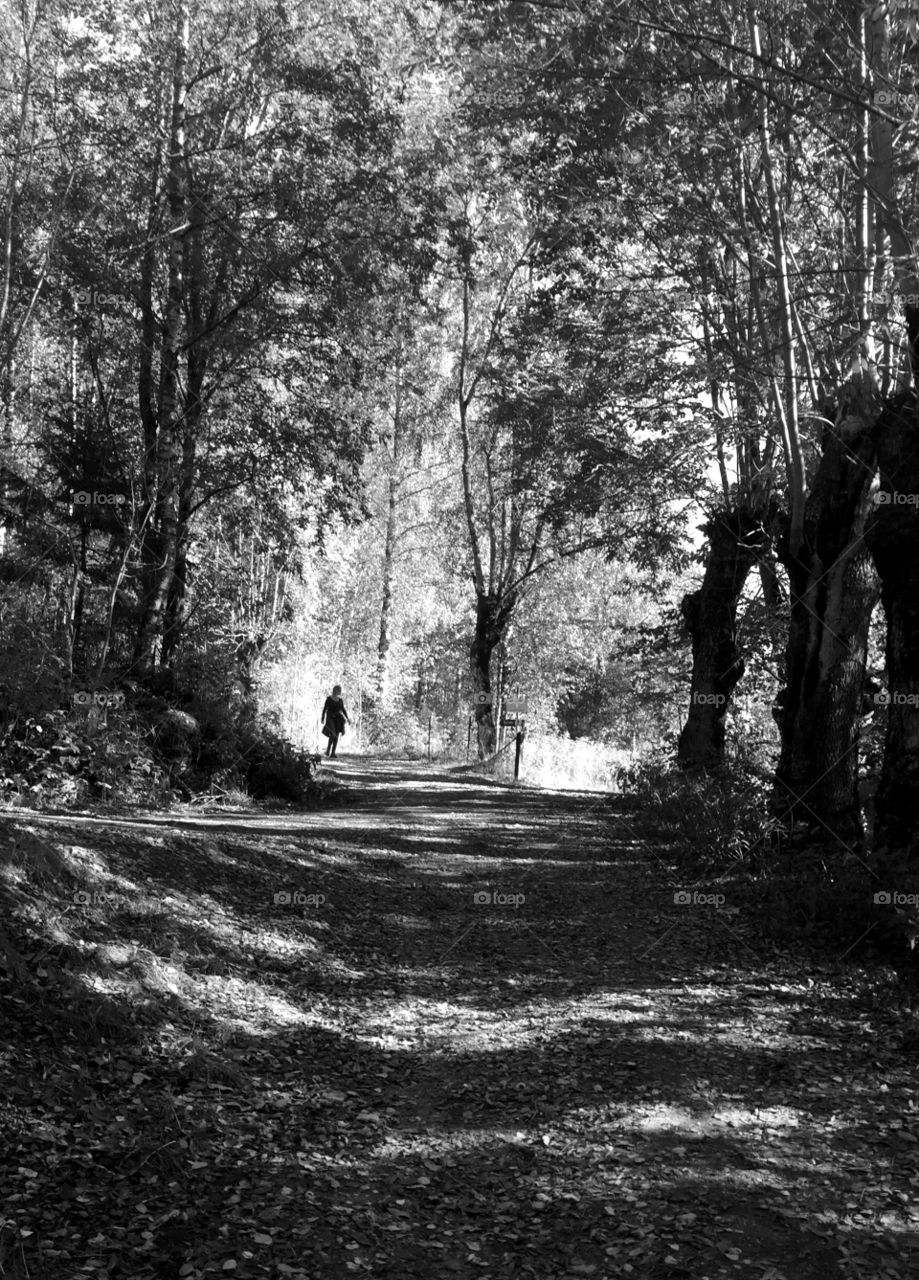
[{"left": 1, "top": 757, "right": 917, "bottom": 1279}]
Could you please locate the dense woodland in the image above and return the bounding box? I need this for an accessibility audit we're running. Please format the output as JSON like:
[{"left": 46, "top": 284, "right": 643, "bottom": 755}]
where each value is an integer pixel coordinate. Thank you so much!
[
  {"left": 9, "top": 5, "right": 919, "bottom": 1277},
  {"left": 2, "top": 0, "right": 919, "bottom": 939}
]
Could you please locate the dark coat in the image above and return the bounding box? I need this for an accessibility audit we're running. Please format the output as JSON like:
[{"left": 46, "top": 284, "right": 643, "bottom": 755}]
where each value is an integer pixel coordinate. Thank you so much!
[{"left": 322, "top": 696, "right": 347, "bottom": 737}]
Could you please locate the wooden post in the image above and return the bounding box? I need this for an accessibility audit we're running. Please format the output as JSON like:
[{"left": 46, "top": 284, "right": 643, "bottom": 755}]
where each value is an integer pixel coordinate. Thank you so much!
[{"left": 514, "top": 727, "right": 524, "bottom": 780}]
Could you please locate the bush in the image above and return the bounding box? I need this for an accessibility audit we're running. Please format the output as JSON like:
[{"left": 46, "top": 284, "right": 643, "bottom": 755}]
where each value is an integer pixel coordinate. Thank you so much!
[
  {"left": 622, "top": 752, "right": 784, "bottom": 873},
  {"left": 238, "top": 724, "right": 320, "bottom": 803},
  {"left": 618, "top": 750, "right": 919, "bottom": 965},
  {"left": 0, "top": 677, "right": 324, "bottom": 809},
  {"left": 0, "top": 705, "right": 173, "bottom": 808}
]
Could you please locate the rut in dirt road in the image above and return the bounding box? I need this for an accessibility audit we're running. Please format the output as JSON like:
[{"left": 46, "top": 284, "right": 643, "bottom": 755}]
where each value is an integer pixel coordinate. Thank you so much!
[{"left": 1, "top": 757, "right": 916, "bottom": 1280}]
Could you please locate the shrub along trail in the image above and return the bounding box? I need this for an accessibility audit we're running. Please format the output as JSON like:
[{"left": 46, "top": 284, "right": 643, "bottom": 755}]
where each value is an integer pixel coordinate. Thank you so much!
[{"left": 1, "top": 757, "right": 917, "bottom": 1279}]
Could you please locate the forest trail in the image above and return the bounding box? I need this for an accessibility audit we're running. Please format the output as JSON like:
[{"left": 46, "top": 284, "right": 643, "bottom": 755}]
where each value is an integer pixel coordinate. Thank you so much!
[{"left": 2, "top": 758, "right": 917, "bottom": 1279}]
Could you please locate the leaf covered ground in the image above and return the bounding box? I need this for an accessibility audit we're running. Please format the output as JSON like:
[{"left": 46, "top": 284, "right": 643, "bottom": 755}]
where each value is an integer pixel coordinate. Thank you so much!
[{"left": 1, "top": 757, "right": 917, "bottom": 1279}]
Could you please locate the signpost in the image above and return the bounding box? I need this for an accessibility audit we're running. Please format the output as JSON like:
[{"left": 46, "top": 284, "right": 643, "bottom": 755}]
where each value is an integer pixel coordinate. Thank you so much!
[
  {"left": 500, "top": 692, "right": 529, "bottom": 780},
  {"left": 471, "top": 689, "right": 527, "bottom": 779},
  {"left": 514, "top": 724, "right": 525, "bottom": 780}
]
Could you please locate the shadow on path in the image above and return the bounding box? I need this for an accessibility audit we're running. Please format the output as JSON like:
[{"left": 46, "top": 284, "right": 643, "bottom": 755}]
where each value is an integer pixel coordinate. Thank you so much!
[{"left": 0, "top": 755, "right": 914, "bottom": 1279}]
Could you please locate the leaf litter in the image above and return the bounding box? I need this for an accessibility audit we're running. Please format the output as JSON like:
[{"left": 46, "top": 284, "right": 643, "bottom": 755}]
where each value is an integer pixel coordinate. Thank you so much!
[{"left": 0, "top": 761, "right": 917, "bottom": 1278}]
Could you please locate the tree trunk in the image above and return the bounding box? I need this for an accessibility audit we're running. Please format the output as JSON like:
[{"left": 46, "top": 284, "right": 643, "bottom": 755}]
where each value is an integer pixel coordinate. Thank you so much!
[
  {"left": 236, "top": 633, "right": 267, "bottom": 707},
  {"left": 758, "top": 550, "right": 783, "bottom": 617},
  {"left": 774, "top": 394, "right": 879, "bottom": 845},
  {"left": 0, "top": 362, "right": 14, "bottom": 558},
  {"left": 161, "top": 340, "right": 205, "bottom": 667},
  {"left": 470, "top": 589, "right": 515, "bottom": 758},
  {"left": 134, "top": 0, "right": 188, "bottom": 677},
  {"left": 136, "top": 122, "right": 162, "bottom": 635},
  {"left": 677, "top": 509, "right": 768, "bottom": 770},
  {"left": 495, "top": 635, "right": 510, "bottom": 751},
  {"left": 867, "top": 389, "right": 919, "bottom": 856},
  {"left": 160, "top": 422, "right": 195, "bottom": 668},
  {"left": 377, "top": 461, "right": 399, "bottom": 704},
  {"left": 376, "top": 480, "right": 396, "bottom": 701},
  {"left": 376, "top": 321, "right": 407, "bottom": 704}
]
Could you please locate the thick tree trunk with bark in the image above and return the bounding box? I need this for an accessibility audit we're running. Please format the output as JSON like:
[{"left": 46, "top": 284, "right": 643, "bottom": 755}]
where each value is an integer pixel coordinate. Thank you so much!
[
  {"left": 677, "top": 510, "right": 768, "bottom": 770},
  {"left": 862, "top": 10, "right": 919, "bottom": 855},
  {"left": 470, "top": 589, "right": 515, "bottom": 758},
  {"left": 867, "top": 389, "right": 919, "bottom": 856},
  {"left": 775, "top": 398, "right": 879, "bottom": 845}
]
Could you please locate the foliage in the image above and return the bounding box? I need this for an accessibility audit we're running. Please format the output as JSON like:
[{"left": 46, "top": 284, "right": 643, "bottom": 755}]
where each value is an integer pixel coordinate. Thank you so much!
[
  {"left": 0, "top": 709, "right": 163, "bottom": 808},
  {"left": 622, "top": 752, "right": 784, "bottom": 874},
  {"left": 0, "top": 681, "right": 323, "bottom": 809}
]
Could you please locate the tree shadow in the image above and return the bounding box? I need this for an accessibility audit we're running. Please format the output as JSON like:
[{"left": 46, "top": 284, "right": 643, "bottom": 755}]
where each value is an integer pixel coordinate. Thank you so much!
[{"left": 1, "top": 773, "right": 915, "bottom": 1278}]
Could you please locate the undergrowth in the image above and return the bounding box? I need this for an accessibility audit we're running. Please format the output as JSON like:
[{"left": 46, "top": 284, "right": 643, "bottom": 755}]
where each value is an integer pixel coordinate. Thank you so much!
[
  {"left": 0, "top": 680, "right": 324, "bottom": 809},
  {"left": 619, "top": 750, "right": 919, "bottom": 969}
]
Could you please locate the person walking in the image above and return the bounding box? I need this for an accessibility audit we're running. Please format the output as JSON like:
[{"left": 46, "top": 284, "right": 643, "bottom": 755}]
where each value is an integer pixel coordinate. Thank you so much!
[{"left": 321, "top": 684, "right": 350, "bottom": 758}]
